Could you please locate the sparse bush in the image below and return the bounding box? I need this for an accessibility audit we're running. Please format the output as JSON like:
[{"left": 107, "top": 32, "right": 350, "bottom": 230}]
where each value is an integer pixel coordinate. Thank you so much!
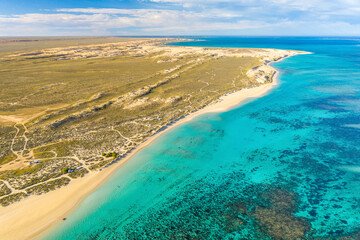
[
  {"left": 26, "top": 177, "right": 71, "bottom": 195},
  {"left": 0, "top": 192, "right": 28, "bottom": 207},
  {"left": 61, "top": 167, "right": 69, "bottom": 174},
  {"left": 0, "top": 182, "right": 11, "bottom": 196},
  {"left": 69, "top": 168, "right": 89, "bottom": 179}
]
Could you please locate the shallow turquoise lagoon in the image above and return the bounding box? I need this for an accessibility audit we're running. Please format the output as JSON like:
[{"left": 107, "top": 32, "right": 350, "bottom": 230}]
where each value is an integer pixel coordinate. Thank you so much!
[{"left": 44, "top": 37, "right": 360, "bottom": 239}]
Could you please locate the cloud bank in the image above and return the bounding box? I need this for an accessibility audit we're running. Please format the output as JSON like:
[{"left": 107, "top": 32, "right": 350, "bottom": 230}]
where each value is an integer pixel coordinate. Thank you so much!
[{"left": 0, "top": 0, "right": 359, "bottom": 36}]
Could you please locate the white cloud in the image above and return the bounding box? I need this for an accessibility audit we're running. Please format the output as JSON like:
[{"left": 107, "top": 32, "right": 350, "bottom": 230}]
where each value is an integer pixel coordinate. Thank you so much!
[
  {"left": 0, "top": 1, "right": 360, "bottom": 36},
  {"left": 0, "top": 7, "right": 253, "bottom": 36},
  {"left": 146, "top": 0, "right": 360, "bottom": 16}
]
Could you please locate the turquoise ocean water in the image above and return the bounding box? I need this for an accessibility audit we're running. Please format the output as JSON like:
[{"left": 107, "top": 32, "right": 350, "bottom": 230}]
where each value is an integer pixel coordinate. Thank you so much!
[{"left": 44, "top": 37, "right": 360, "bottom": 239}]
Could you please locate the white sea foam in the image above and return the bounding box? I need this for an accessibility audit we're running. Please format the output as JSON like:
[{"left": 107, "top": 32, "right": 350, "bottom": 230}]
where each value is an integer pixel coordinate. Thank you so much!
[
  {"left": 338, "top": 165, "right": 360, "bottom": 173},
  {"left": 342, "top": 124, "right": 360, "bottom": 129}
]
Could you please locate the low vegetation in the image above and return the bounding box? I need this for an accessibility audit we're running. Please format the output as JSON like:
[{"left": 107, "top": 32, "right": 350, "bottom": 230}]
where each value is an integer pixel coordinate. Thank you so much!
[
  {"left": 25, "top": 177, "right": 71, "bottom": 195},
  {"left": 0, "top": 181, "right": 11, "bottom": 196},
  {"left": 0, "top": 192, "right": 28, "bottom": 207},
  {"left": 102, "top": 152, "right": 118, "bottom": 159},
  {"left": 68, "top": 168, "right": 89, "bottom": 179}
]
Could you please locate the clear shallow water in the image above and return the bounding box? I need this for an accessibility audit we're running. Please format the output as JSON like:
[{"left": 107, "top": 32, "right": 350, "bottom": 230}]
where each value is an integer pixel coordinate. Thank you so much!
[{"left": 45, "top": 37, "right": 360, "bottom": 239}]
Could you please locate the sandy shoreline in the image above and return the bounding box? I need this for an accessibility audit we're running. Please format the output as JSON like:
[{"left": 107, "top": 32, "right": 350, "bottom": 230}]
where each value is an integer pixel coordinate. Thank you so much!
[{"left": 0, "top": 56, "right": 288, "bottom": 240}]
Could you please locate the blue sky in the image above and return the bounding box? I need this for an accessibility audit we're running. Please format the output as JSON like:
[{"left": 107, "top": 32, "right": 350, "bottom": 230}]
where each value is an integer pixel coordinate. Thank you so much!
[{"left": 0, "top": 0, "right": 360, "bottom": 36}]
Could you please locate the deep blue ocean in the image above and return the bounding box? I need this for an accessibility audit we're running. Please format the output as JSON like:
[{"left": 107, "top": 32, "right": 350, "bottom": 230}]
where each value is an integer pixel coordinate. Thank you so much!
[{"left": 44, "top": 37, "right": 360, "bottom": 239}]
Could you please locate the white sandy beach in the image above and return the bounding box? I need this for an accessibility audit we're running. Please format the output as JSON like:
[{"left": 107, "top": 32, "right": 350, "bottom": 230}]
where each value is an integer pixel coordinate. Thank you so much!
[{"left": 0, "top": 62, "right": 283, "bottom": 240}]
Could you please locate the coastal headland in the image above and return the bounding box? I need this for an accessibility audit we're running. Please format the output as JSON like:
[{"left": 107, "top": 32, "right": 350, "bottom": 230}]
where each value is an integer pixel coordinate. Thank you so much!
[{"left": 0, "top": 37, "right": 306, "bottom": 239}]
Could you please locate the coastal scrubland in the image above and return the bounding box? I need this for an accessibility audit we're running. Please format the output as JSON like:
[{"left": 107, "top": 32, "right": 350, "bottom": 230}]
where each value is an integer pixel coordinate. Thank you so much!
[
  {"left": 0, "top": 37, "right": 298, "bottom": 206},
  {"left": 0, "top": 36, "right": 140, "bottom": 56}
]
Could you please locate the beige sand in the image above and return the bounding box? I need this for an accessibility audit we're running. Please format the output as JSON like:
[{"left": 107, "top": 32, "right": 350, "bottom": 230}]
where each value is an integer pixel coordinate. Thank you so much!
[{"left": 0, "top": 62, "right": 284, "bottom": 240}]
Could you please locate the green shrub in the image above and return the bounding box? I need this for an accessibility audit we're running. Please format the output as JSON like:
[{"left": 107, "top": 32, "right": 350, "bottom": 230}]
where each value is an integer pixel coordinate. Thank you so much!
[
  {"left": 61, "top": 167, "right": 69, "bottom": 174},
  {"left": 0, "top": 192, "right": 28, "bottom": 207},
  {"left": 68, "top": 168, "right": 89, "bottom": 179}
]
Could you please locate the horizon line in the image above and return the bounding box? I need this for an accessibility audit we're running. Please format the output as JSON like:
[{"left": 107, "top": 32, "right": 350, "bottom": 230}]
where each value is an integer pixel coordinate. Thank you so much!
[{"left": 1, "top": 35, "right": 360, "bottom": 38}]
